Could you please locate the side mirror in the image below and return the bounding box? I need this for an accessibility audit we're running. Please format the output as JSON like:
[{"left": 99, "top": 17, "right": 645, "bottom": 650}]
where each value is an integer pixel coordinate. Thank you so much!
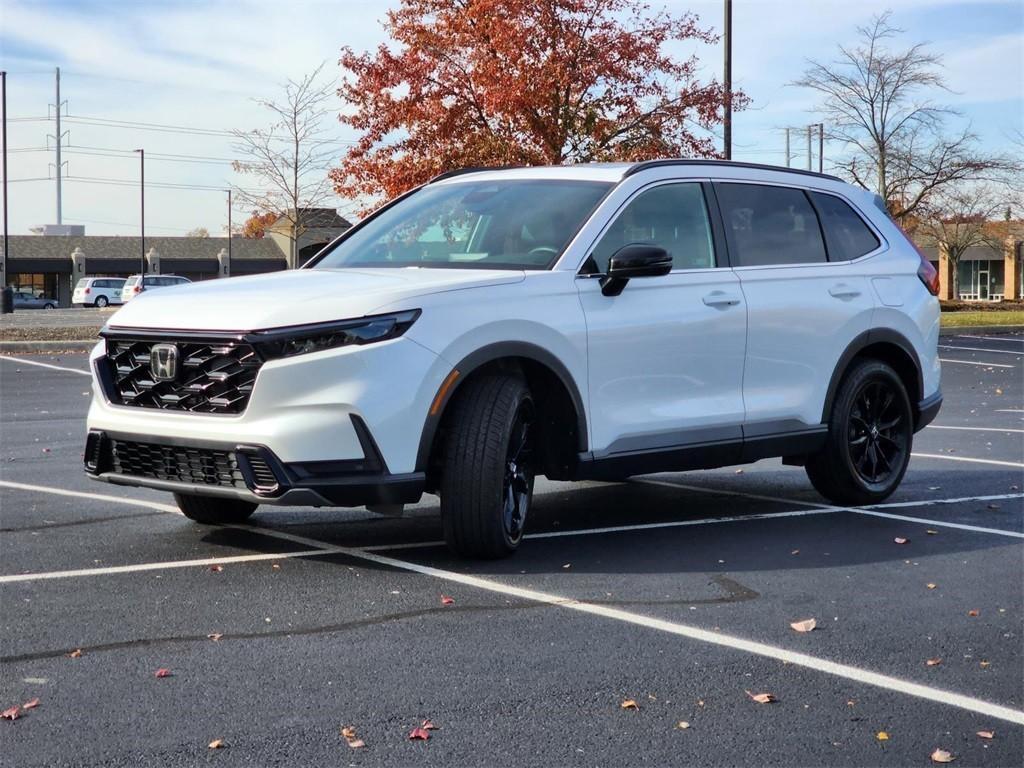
[{"left": 600, "top": 244, "right": 672, "bottom": 297}]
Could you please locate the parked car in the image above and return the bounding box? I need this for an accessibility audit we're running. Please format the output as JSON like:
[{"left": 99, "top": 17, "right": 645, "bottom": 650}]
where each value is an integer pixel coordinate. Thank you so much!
[
  {"left": 13, "top": 291, "right": 57, "bottom": 310},
  {"left": 73, "top": 277, "right": 127, "bottom": 308},
  {"left": 121, "top": 274, "right": 191, "bottom": 302},
  {"left": 84, "top": 160, "right": 941, "bottom": 559}
]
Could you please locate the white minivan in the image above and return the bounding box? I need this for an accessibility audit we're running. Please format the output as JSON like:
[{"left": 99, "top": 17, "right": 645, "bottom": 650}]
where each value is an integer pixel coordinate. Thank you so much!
[
  {"left": 84, "top": 160, "right": 941, "bottom": 558},
  {"left": 73, "top": 277, "right": 127, "bottom": 307},
  {"left": 121, "top": 274, "right": 191, "bottom": 302}
]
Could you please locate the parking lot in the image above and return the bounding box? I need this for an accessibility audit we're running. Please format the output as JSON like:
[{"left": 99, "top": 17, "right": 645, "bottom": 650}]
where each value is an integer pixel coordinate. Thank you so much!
[{"left": 0, "top": 332, "right": 1021, "bottom": 767}]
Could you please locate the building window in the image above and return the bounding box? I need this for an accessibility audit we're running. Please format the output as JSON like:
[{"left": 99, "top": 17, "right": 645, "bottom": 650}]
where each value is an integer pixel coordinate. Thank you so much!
[
  {"left": 956, "top": 260, "right": 1005, "bottom": 301},
  {"left": 7, "top": 273, "right": 59, "bottom": 299}
]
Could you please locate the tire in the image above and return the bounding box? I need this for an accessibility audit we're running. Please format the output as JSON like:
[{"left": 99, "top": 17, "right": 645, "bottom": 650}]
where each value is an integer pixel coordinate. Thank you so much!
[
  {"left": 95, "top": 296, "right": 109, "bottom": 308},
  {"left": 806, "top": 359, "right": 913, "bottom": 506},
  {"left": 440, "top": 374, "right": 535, "bottom": 559},
  {"left": 43, "top": 303, "right": 55, "bottom": 310},
  {"left": 174, "top": 493, "right": 257, "bottom": 525}
]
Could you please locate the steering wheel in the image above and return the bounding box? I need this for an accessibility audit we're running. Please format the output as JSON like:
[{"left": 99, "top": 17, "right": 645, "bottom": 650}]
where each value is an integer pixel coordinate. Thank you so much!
[{"left": 526, "top": 246, "right": 559, "bottom": 259}]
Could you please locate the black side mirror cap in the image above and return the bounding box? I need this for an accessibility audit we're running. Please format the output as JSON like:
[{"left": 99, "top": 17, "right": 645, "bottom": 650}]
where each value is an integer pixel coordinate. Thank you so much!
[{"left": 600, "top": 244, "right": 672, "bottom": 296}]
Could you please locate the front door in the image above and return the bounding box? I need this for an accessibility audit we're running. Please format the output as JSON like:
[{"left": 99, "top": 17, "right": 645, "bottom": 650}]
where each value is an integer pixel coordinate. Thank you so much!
[{"left": 577, "top": 181, "right": 747, "bottom": 460}]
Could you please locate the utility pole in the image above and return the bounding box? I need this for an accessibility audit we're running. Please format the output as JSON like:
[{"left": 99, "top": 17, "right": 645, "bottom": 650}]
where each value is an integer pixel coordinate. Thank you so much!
[
  {"left": 134, "top": 149, "right": 145, "bottom": 287},
  {"left": 817, "top": 123, "right": 824, "bottom": 174},
  {"left": 722, "top": 0, "right": 733, "bottom": 160},
  {"left": 50, "top": 67, "right": 67, "bottom": 225},
  {"left": 1, "top": 70, "right": 9, "bottom": 312},
  {"left": 227, "top": 189, "right": 232, "bottom": 276},
  {"left": 806, "top": 125, "right": 812, "bottom": 171},
  {"left": 784, "top": 127, "right": 790, "bottom": 168}
]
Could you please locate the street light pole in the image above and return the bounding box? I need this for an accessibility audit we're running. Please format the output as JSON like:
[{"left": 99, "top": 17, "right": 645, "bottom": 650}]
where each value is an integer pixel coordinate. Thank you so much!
[
  {"left": 134, "top": 149, "right": 145, "bottom": 289},
  {"left": 1, "top": 70, "right": 9, "bottom": 309},
  {"left": 722, "top": 0, "right": 733, "bottom": 160},
  {"left": 227, "top": 189, "right": 232, "bottom": 277},
  {"left": 817, "top": 123, "right": 824, "bottom": 174}
]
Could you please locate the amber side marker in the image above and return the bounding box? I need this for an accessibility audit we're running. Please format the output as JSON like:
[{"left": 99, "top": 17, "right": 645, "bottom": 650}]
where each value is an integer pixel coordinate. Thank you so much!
[{"left": 430, "top": 369, "right": 460, "bottom": 416}]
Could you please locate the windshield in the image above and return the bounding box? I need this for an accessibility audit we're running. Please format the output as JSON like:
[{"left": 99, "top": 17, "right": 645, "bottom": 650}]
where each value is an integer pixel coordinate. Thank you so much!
[{"left": 313, "top": 179, "right": 611, "bottom": 270}]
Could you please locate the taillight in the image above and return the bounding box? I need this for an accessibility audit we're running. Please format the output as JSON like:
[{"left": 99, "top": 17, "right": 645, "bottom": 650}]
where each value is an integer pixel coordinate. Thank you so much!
[
  {"left": 84, "top": 287, "right": 91, "bottom": 295},
  {"left": 893, "top": 224, "right": 940, "bottom": 296}
]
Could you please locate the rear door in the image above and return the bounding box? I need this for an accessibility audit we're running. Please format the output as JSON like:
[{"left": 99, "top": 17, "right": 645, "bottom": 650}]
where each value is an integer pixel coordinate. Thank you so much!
[
  {"left": 715, "top": 182, "right": 878, "bottom": 433},
  {"left": 578, "top": 181, "right": 747, "bottom": 459}
]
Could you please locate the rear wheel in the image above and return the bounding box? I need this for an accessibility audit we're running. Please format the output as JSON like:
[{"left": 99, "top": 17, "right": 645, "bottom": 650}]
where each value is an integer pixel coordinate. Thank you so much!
[
  {"left": 174, "top": 493, "right": 257, "bottom": 525},
  {"left": 440, "top": 374, "right": 535, "bottom": 559},
  {"left": 806, "top": 359, "right": 913, "bottom": 505},
  {"left": 95, "top": 296, "right": 109, "bottom": 308},
  {"left": 43, "top": 303, "right": 55, "bottom": 310}
]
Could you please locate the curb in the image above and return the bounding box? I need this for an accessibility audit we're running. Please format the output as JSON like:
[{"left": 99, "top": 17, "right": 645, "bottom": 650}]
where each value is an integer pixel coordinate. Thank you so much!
[
  {"left": 939, "top": 325, "right": 1023, "bottom": 337},
  {"left": 0, "top": 340, "right": 98, "bottom": 354}
]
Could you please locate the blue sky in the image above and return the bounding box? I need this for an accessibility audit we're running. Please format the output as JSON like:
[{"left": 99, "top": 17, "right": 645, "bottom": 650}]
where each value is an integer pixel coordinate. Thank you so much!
[{"left": 1, "top": 0, "right": 1021, "bottom": 236}]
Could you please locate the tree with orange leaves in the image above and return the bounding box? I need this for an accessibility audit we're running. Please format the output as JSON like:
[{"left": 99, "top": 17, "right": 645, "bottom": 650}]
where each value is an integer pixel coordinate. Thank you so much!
[{"left": 332, "top": 0, "right": 745, "bottom": 205}]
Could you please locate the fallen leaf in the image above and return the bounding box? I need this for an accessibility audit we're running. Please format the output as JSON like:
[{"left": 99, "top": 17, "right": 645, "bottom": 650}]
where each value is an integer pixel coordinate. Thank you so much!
[
  {"left": 735, "top": 468, "right": 744, "bottom": 474},
  {"left": 926, "top": 658, "right": 942, "bottom": 666},
  {"left": 987, "top": 504, "right": 1000, "bottom": 510},
  {"left": 409, "top": 727, "right": 431, "bottom": 740},
  {"left": 1, "top": 706, "right": 19, "bottom": 721},
  {"left": 677, "top": 720, "right": 690, "bottom": 729},
  {"left": 207, "top": 633, "right": 223, "bottom": 642},
  {"left": 994, "top": 388, "right": 1003, "bottom": 395},
  {"left": 347, "top": 739, "right": 366, "bottom": 749},
  {"left": 22, "top": 698, "right": 39, "bottom": 710},
  {"left": 562, "top": 563, "right": 571, "bottom": 569},
  {"left": 620, "top": 699, "right": 639, "bottom": 710},
  {"left": 976, "top": 730, "right": 994, "bottom": 740},
  {"left": 208, "top": 739, "right": 226, "bottom": 749},
  {"left": 876, "top": 731, "right": 890, "bottom": 741},
  {"left": 968, "top": 610, "right": 979, "bottom": 617},
  {"left": 745, "top": 691, "right": 775, "bottom": 704},
  {"left": 928, "top": 486, "right": 941, "bottom": 490},
  {"left": 271, "top": 563, "right": 281, "bottom": 570},
  {"left": 790, "top": 549, "right": 800, "bottom": 555},
  {"left": 979, "top": 660, "right": 990, "bottom": 668},
  {"left": 846, "top": 700, "right": 856, "bottom": 707},
  {"left": 790, "top": 618, "right": 817, "bottom": 633},
  {"left": 926, "top": 530, "right": 938, "bottom": 535},
  {"left": 930, "top": 748, "right": 955, "bottom": 763},
  {"left": 894, "top": 537, "right": 909, "bottom": 544},
  {"left": 421, "top": 719, "right": 439, "bottom": 730},
  {"left": 154, "top": 668, "right": 172, "bottom": 678},
  {"left": 341, "top": 726, "right": 357, "bottom": 740},
  {"left": 440, "top": 595, "right": 455, "bottom": 606},
  {"left": 209, "top": 565, "right": 223, "bottom": 573},
  {"left": 927, "top": 583, "right": 937, "bottom": 590},
  {"left": 67, "top": 649, "right": 83, "bottom": 658}
]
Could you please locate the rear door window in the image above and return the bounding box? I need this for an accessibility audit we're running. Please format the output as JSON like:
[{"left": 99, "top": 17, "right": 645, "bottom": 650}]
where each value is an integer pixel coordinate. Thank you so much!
[
  {"left": 715, "top": 183, "right": 827, "bottom": 267},
  {"left": 810, "top": 192, "right": 880, "bottom": 261}
]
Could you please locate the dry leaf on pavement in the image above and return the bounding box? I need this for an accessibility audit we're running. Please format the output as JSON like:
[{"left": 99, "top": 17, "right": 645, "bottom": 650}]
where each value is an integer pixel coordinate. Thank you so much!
[
  {"left": 409, "top": 727, "right": 431, "bottom": 740},
  {"left": 677, "top": 721, "right": 690, "bottom": 729},
  {"left": 927, "top": 583, "right": 937, "bottom": 589},
  {"left": 976, "top": 730, "right": 994, "bottom": 740},
  {"left": 876, "top": 731, "right": 890, "bottom": 741},
  {"left": 894, "top": 537, "right": 909, "bottom": 544},
  {"left": 968, "top": 610, "right": 979, "bottom": 617},
  {"left": 209, "top": 565, "right": 223, "bottom": 573},
  {"left": 208, "top": 739, "right": 226, "bottom": 749},
  {"left": 421, "top": 719, "right": 439, "bottom": 730},
  {"left": 930, "top": 748, "right": 955, "bottom": 763},
  {"left": 745, "top": 691, "right": 776, "bottom": 704},
  {"left": 347, "top": 738, "right": 366, "bottom": 749},
  {"left": 979, "top": 660, "right": 990, "bottom": 668},
  {"left": 790, "top": 618, "right": 817, "bottom": 633},
  {"left": 440, "top": 595, "right": 455, "bottom": 606},
  {"left": 154, "top": 668, "right": 172, "bottom": 678},
  {"left": 22, "top": 699, "right": 39, "bottom": 710},
  {"left": 926, "top": 658, "right": 942, "bottom": 666},
  {"left": 67, "top": 649, "right": 83, "bottom": 658},
  {"left": 1, "top": 706, "right": 20, "bottom": 721},
  {"left": 620, "top": 699, "right": 639, "bottom": 710},
  {"left": 207, "top": 633, "right": 223, "bottom": 642}
]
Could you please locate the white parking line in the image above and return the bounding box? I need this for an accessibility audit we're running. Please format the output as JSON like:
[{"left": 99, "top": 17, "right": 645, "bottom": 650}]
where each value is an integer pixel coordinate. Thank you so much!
[
  {"left": 911, "top": 452, "right": 1024, "bottom": 469},
  {"left": 938, "top": 357, "right": 1015, "bottom": 369},
  {"left": 928, "top": 425, "right": 1024, "bottom": 434},
  {"left": 957, "top": 335, "right": 1024, "bottom": 343},
  {"left": 4, "top": 485, "right": 1024, "bottom": 724},
  {"left": 938, "top": 345, "right": 1023, "bottom": 356},
  {"left": 0, "top": 356, "right": 92, "bottom": 376},
  {"left": 852, "top": 509, "right": 1024, "bottom": 538},
  {"left": 995, "top": 409, "right": 1024, "bottom": 414}
]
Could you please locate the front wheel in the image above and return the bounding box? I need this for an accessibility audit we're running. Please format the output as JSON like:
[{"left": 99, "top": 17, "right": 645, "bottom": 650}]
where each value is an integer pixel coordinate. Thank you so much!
[
  {"left": 174, "top": 493, "right": 257, "bottom": 525},
  {"left": 806, "top": 359, "right": 913, "bottom": 506},
  {"left": 440, "top": 374, "right": 535, "bottom": 559},
  {"left": 95, "top": 296, "right": 109, "bottom": 308},
  {"left": 43, "top": 303, "right": 55, "bottom": 310}
]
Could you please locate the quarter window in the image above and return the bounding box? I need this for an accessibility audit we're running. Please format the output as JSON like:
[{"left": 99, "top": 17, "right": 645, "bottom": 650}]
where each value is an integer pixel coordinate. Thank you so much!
[
  {"left": 716, "top": 183, "right": 827, "bottom": 267},
  {"left": 810, "top": 192, "right": 880, "bottom": 261},
  {"left": 589, "top": 183, "right": 715, "bottom": 274}
]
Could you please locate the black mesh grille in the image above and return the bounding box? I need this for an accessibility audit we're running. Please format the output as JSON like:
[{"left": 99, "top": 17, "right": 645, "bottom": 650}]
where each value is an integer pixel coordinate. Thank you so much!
[
  {"left": 110, "top": 439, "right": 246, "bottom": 488},
  {"left": 245, "top": 455, "right": 279, "bottom": 490},
  {"left": 103, "top": 336, "right": 262, "bottom": 415}
]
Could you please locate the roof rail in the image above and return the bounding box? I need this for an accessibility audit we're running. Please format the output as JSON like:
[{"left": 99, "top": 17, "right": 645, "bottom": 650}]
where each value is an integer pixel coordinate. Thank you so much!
[
  {"left": 427, "top": 165, "right": 522, "bottom": 183},
  {"left": 624, "top": 159, "right": 843, "bottom": 183}
]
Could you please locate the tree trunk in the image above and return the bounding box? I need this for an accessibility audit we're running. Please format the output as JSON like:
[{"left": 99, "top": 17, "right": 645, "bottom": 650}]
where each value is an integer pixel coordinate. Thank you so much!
[{"left": 950, "top": 257, "right": 960, "bottom": 299}]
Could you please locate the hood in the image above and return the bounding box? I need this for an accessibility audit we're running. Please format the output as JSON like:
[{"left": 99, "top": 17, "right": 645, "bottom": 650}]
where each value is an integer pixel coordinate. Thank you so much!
[{"left": 106, "top": 268, "right": 524, "bottom": 332}]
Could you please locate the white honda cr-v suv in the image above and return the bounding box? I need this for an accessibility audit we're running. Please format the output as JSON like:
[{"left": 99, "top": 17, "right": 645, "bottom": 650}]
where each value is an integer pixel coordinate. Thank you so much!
[{"left": 85, "top": 160, "right": 941, "bottom": 558}]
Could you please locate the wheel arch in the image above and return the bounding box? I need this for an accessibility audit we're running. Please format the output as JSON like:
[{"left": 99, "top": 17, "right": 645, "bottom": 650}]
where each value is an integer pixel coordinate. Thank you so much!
[
  {"left": 415, "top": 342, "right": 588, "bottom": 490},
  {"left": 822, "top": 329, "right": 924, "bottom": 424}
]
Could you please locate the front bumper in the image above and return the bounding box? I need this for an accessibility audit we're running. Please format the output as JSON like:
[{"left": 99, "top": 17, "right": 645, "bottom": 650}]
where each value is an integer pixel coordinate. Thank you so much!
[{"left": 84, "top": 426, "right": 425, "bottom": 508}]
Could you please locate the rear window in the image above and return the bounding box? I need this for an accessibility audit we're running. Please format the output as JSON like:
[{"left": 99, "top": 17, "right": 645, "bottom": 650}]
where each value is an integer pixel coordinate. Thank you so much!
[
  {"left": 76, "top": 279, "right": 90, "bottom": 289},
  {"left": 810, "top": 192, "right": 880, "bottom": 261},
  {"left": 715, "top": 183, "right": 827, "bottom": 267},
  {"left": 124, "top": 277, "right": 138, "bottom": 287}
]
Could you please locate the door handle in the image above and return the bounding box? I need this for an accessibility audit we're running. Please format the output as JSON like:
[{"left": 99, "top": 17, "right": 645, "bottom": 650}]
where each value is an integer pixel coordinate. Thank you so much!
[
  {"left": 828, "top": 284, "right": 861, "bottom": 299},
  {"left": 702, "top": 291, "right": 741, "bottom": 307}
]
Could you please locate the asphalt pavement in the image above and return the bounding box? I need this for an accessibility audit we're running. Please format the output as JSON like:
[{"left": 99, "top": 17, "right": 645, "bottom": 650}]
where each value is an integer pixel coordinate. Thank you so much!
[{"left": 0, "top": 332, "right": 1021, "bottom": 767}]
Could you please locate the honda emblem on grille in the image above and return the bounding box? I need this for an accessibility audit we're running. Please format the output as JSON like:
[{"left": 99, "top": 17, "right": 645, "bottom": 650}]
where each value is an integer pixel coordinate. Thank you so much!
[{"left": 150, "top": 343, "right": 180, "bottom": 382}]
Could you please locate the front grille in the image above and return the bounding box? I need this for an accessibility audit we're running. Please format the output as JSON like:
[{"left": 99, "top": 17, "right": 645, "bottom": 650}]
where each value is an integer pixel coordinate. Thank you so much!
[
  {"left": 103, "top": 336, "right": 262, "bottom": 415},
  {"left": 245, "top": 454, "right": 279, "bottom": 492},
  {"left": 110, "top": 438, "right": 246, "bottom": 488}
]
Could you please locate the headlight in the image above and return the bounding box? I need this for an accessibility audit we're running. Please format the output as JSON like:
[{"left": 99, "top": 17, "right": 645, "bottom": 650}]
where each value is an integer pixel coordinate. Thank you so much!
[{"left": 251, "top": 310, "right": 421, "bottom": 360}]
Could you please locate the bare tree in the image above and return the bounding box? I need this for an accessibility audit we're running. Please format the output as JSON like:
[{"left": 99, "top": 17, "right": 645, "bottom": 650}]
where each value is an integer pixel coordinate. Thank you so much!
[
  {"left": 795, "top": 13, "right": 1016, "bottom": 221},
  {"left": 185, "top": 227, "right": 210, "bottom": 238},
  {"left": 232, "top": 63, "right": 337, "bottom": 268},
  {"left": 917, "top": 185, "right": 1008, "bottom": 298}
]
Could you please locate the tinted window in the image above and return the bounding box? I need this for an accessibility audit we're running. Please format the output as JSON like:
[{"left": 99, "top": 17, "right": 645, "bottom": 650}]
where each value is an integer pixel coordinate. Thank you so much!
[
  {"left": 811, "top": 192, "right": 880, "bottom": 261},
  {"left": 716, "top": 183, "right": 827, "bottom": 266},
  {"left": 589, "top": 183, "right": 715, "bottom": 274},
  {"left": 76, "top": 279, "right": 89, "bottom": 289},
  {"left": 314, "top": 180, "right": 611, "bottom": 271}
]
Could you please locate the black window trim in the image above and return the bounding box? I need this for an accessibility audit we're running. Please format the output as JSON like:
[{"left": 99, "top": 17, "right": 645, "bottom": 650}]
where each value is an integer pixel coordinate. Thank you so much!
[
  {"left": 806, "top": 188, "right": 885, "bottom": 263},
  {"left": 712, "top": 179, "right": 886, "bottom": 270},
  {"left": 575, "top": 178, "right": 732, "bottom": 276}
]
